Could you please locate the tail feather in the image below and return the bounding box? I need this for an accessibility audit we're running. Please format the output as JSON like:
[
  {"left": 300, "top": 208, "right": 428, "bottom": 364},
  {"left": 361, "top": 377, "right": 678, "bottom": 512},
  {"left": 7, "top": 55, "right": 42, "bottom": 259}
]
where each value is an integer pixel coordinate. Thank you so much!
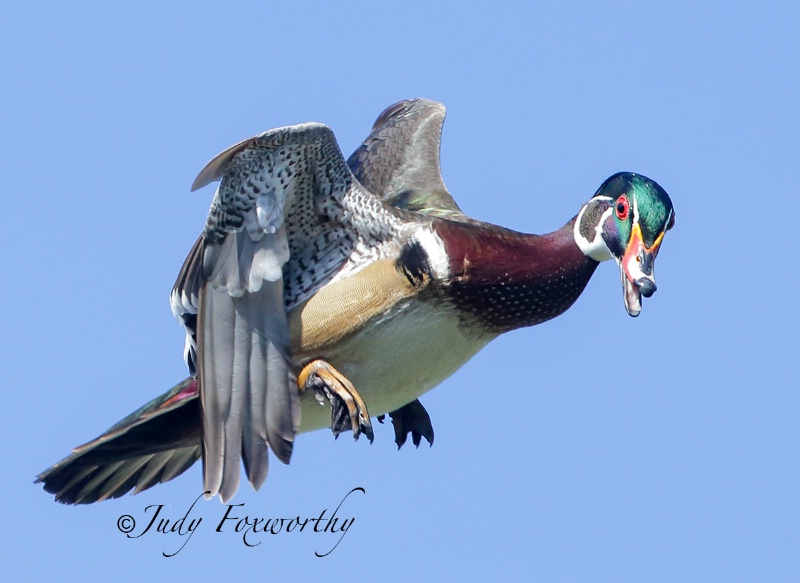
[
  {"left": 35, "top": 378, "right": 201, "bottom": 504},
  {"left": 134, "top": 447, "right": 199, "bottom": 494}
]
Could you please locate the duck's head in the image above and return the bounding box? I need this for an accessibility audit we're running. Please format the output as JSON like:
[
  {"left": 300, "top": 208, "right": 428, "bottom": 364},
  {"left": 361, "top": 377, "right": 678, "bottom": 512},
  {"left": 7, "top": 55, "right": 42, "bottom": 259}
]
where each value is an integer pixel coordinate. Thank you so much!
[{"left": 575, "top": 172, "right": 675, "bottom": 317}]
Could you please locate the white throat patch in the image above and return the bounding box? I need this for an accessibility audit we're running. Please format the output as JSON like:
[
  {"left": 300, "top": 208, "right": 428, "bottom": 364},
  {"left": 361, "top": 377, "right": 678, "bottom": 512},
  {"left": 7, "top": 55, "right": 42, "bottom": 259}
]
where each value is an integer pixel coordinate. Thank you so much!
[{"left": 574, "top": 201, "right": 614, "bottom": 262}]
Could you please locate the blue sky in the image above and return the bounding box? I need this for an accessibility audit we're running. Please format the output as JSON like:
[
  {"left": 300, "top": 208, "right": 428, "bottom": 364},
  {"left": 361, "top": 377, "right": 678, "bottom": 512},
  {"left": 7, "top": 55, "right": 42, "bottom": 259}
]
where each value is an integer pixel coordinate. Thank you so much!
[{"left": 3, "top": 2, "right": 799, "bottom": 580}]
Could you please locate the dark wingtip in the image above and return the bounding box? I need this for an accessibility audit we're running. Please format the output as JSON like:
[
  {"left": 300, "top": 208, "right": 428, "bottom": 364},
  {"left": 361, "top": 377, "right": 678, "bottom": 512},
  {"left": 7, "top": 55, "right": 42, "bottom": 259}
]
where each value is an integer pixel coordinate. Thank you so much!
[{"left": 371, "top": 98, "right": 443, "bottom": 131}]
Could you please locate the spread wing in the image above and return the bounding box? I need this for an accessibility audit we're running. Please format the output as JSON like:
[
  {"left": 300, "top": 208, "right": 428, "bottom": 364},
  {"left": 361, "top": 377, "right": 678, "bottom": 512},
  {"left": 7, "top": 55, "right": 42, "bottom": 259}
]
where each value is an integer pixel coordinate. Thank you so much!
[
  {"left": 171, "top": 122, "right": 404, "bottom": 502},
  {"left": 347, "top": 98, "right": 469, "bottom": 221}
]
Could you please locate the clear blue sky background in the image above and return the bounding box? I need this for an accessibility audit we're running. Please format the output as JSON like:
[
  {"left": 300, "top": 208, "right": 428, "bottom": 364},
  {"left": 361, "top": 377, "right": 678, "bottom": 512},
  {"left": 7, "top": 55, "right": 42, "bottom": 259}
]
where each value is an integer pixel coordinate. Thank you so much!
[{"left": 3, "top": 2, "right": 798, "bottom": 581}]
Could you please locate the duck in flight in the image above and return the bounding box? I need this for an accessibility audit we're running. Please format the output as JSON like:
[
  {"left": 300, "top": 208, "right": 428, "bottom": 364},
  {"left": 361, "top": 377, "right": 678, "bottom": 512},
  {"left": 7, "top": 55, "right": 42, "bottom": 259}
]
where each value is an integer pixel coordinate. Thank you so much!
[{"left": 37, "top": 98, "right": 675, "bottom": 504}]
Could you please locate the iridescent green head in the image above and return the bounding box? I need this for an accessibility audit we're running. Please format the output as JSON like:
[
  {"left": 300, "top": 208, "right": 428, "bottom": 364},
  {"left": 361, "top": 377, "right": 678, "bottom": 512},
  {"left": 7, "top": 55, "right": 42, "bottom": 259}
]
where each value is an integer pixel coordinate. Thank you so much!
[{"left": 575, "top": 172, "right": 675, "bottom": 316}]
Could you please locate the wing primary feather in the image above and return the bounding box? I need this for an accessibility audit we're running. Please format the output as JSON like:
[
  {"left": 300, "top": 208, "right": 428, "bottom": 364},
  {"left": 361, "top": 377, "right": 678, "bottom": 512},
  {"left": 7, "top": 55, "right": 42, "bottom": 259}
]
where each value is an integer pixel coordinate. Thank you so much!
[
  {"left": 192, "top": 136, "right": 257, "bottom": 191},
  {"left": 264, "top": 339, "right": 295, "bottom": 464},
  {"left": 241, "top": 319, "right": 270, "bottom": 490},
  {"left": 199, "top": 284, "right": 236, "bottom": 498},
  {"left": 200, "top": 242, "right": 295, "bottom": 499},
  {"left": 245, "top": 280, "right": 295, "bottom": 468},
  {"left": 217, "top": 300, "right": 251, "bottom": 502}
]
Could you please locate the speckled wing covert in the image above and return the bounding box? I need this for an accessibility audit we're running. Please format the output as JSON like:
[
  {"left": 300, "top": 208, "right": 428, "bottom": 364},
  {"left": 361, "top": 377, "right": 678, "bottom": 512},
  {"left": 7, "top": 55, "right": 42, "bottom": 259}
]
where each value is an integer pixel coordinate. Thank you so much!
[{"left": 171, "top": 122, "right": 404, "bottom": 502}]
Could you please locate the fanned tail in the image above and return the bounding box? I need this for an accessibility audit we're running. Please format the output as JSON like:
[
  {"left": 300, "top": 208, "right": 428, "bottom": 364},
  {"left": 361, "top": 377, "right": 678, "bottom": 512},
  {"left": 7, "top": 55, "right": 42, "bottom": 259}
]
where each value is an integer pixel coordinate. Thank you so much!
[{"left": 35, "top": 378, "right": 202, "bottom": 504}]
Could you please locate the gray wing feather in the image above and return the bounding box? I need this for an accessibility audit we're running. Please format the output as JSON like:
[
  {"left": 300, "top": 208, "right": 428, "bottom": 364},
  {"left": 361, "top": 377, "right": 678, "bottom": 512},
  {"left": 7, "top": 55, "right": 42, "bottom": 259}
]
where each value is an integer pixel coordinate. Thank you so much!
[
  {"left": 198, "top": 284, "right": 236, "bottom": 497},
  {"left": 347, "top": 98, "right": 465, "bottom": 218},
  {"left": 241, "top": 321, "right": 269, "bottom": 488}
]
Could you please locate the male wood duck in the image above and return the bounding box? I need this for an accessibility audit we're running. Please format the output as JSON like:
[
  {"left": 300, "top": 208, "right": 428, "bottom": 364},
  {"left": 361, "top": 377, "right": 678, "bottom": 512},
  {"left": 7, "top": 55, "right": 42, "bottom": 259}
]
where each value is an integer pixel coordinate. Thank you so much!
[{"left": 37, "top": 98, "right": 675, "bottom": 504}]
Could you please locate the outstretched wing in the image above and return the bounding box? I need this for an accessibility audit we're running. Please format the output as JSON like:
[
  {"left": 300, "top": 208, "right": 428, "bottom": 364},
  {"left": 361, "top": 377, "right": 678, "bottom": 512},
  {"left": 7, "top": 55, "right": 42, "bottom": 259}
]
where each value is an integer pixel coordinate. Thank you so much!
[
  {"left": 173, "top": 123, "right": 404, "bottom": 502},
  {"left": 347, "top": 98, "right": 468, "bottom": 220}
]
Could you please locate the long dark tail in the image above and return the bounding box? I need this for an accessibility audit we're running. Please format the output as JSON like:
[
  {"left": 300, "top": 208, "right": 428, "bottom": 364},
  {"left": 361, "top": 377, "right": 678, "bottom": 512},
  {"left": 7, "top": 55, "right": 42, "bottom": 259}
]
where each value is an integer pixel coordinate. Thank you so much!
[{"left": 36, "top": 378, "right": 201, "bottom": 504}]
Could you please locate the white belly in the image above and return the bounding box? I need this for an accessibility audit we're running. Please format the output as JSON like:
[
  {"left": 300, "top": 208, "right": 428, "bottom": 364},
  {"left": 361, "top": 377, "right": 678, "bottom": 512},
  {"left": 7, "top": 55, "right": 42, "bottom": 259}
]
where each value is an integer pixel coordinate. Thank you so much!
[{"left": 295, "top": 301, "right": 491, "bottom": 433}]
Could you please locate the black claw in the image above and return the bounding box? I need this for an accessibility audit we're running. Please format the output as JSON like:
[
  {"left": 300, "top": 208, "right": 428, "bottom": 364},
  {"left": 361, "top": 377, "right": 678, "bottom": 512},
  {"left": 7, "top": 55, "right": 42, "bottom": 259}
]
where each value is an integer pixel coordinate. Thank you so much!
[
  {"left": 324, "top": 387, "right": 348, "bottom": 438},
  {"left": 311, "top": 375, "right": 373, "bottom": 443},
  {"left": 329, "top": 399, "right": 351, "bottom": 438},
  {"left": 363, "top": 420, "right": 374, "bottom": 443}
]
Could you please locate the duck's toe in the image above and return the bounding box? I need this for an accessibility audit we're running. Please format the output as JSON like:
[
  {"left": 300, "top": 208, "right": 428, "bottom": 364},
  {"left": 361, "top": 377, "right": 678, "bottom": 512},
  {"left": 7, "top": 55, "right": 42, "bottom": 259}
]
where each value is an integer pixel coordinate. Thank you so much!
[
  {"left": 378, "top": 399, "right": 434, "bottom": 449},
  {"left": 298, "top": 359, "right": 374, "bottom": 442}
]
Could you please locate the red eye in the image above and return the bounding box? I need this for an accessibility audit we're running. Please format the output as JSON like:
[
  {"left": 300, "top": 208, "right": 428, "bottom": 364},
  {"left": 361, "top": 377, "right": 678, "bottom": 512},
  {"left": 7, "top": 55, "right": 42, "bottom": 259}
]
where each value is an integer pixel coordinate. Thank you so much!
[{"left": 615, "top": 196, "right": 629, "bottom": 220}]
